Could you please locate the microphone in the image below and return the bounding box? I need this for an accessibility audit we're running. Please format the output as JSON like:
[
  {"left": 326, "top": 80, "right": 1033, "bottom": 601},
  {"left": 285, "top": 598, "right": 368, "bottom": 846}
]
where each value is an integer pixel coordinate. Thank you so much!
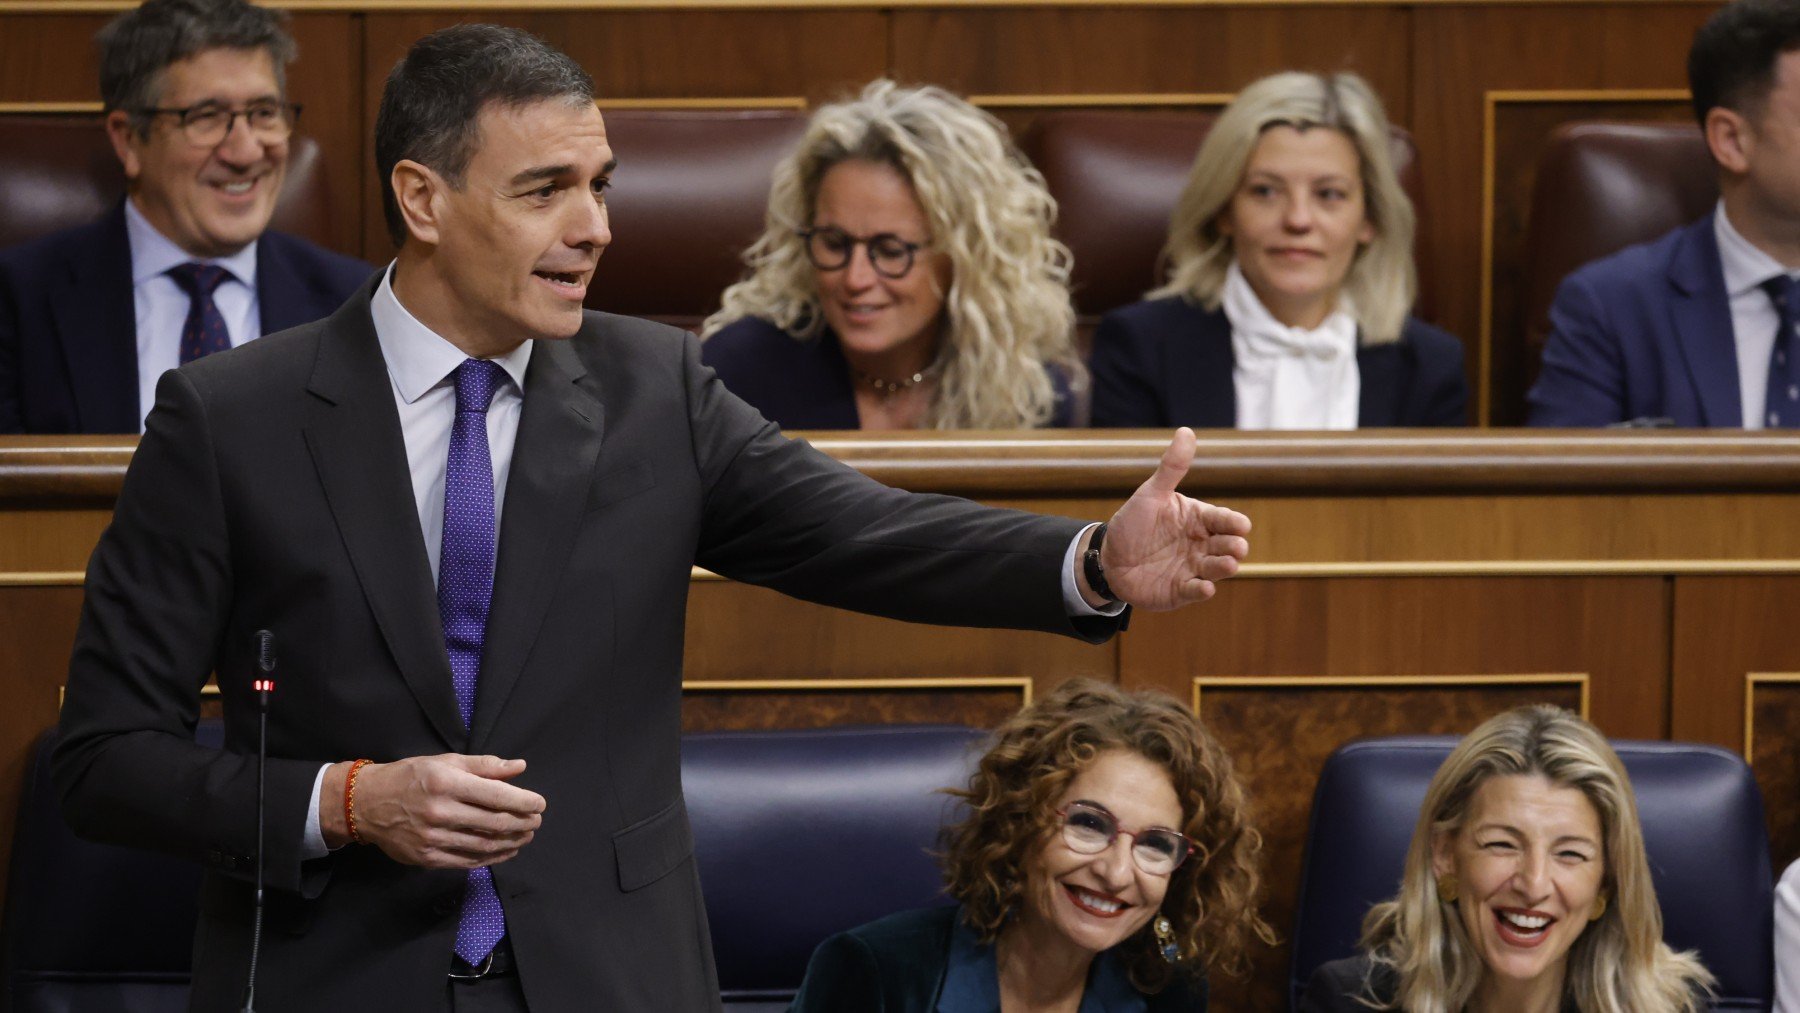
[{"left": 241, "top": 630, "right": 276, "bottom": 1013}]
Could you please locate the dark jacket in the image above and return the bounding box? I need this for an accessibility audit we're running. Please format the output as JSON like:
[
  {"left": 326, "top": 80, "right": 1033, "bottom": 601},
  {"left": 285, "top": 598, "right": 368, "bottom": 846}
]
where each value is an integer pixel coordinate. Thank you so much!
[
  {"left": 1088, "top": 296, "right": 1467, "bottom": 428},
  {"left": 1298, "top": 954, "right": 1580, "bottom": 1012},
  {"left": 789, "top": 906, "right": 1207, "bottom": 1012},
  {"left": 1527, "top": 215, "right": 1740, "bottom": 427},
  {"left": 52, "top": 278, "right": 1121, "bottom": 1011},
  {"left": 702, "top": 316, "right": 1078, "bottom": 429},
  {"left": 0, "top": 201, "right": 372, "bottom": 433}
]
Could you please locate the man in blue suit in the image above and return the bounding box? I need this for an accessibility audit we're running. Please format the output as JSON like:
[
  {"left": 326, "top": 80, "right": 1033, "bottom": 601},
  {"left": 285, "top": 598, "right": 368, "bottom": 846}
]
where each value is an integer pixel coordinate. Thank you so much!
[
  {"left": 0, "top": 0, "right": 370, "bottom": 435},
  {"left": 1528, "top": 0, "right": 1800, "bottom": 428}
]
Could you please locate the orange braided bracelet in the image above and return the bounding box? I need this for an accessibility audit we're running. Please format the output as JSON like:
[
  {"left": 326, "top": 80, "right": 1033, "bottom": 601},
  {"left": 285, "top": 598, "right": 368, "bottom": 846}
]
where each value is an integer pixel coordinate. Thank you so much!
[{"left": 344, "top": 758, "right": 372, "bottom": 845}]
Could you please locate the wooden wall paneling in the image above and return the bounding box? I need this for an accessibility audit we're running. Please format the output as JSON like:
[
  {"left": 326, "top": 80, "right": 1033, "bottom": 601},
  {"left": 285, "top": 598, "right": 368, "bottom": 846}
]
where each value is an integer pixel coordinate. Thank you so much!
[
  {"left": 1120, "top": 575, "right": 1664, "bottom": 1012},
  {"left": 891, "top": 7, "right": 1408, "bottom": 104},
  {"left": 1409, "top": 2, "right": 1717, "bottom": 425},
  {"left": 0, "top": 15, "right": 108, "bottom": 100},
  {"left": 1482, "top": 93, "right": 1692, "bottom": 426},
  {"left": 1747, "top": 675, "right": 1800, "bottom": 871},
  {"left": 358, "top": 10, "right": 889, "bottom": 257},
  {"left": 284, "top": 14, "right": 364, "bottom": 257},
  {"left": 680, "top": 579, "right": 1118, "bottom": 716},
  {"left": 1194, "top": 676, "right": 1586, "bottom": 1012},
  {"left": 1672, "top": 577, "right": 1800, "bottom": 875},
  {"left": 680, "top": 677, "right": 1031, "bottom": 732}
]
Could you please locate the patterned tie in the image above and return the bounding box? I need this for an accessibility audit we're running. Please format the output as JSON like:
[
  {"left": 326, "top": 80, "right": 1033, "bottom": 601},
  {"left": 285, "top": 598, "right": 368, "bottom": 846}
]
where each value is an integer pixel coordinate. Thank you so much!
[
  {"left": 1762, "top": 276, "right": 1800, "bottom": 429},
  {"left": 439, "top": 358, "right": 508, "bottom": 966},
  {"left": 166, "top": 263, "right": 233, "bottom": 364}
]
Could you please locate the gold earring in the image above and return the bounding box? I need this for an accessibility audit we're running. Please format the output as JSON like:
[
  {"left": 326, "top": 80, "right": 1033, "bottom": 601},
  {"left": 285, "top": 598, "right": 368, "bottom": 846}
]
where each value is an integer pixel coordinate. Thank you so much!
[
  {"left": 1590, "top": 894, "right": 1607, "bottom": 921},
  {"left": 1154, "top": 915, "right": 1179, "bottom": 964},
  {"left": 1436, "top": 874, "right": 1459, "bottom": 903}
]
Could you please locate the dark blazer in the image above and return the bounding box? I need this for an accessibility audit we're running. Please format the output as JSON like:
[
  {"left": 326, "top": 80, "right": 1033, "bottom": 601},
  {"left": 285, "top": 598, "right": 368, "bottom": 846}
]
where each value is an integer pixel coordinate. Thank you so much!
[
  {"left": 1527, "top": 216, "right": 1739, "bottom": 427},
  {"left": 1088, "top": 296, "right": 1468, "bottom": 428},
  {"left": 51, "top": 277, "right": 1121, "bottom": 1012},
  {"left": 701, "top": 316, "right": 1078, "bottom": 429},
  {"left": 1298, "top": 955, "right": 1580, "bottom": 1012},
  {"left": 0, "top": 201, "right": 373, "bottom": 433},
  {"left": 789, "top": 906, "right": 1207, "bottom": 1012}
]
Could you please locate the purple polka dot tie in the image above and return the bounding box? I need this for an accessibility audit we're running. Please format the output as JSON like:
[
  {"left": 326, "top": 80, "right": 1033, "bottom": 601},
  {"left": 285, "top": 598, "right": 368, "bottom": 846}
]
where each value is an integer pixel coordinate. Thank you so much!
[
  {"left": 167, "top": 263, "right": 232, "bottom": 364},
  {"left": 1762, "top": 276, "right": 1800, "bottom": 429},
  {"left": 440, "top": 358, "right": 508, "bottom": 966}
]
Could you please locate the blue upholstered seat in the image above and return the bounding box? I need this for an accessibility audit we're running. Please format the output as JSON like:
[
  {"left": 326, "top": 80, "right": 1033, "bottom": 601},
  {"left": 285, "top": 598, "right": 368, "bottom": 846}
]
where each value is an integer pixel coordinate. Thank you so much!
[
  {"left": 2, "top": 721, "right": 984, "bottom": 1012},
  {"left": 1290, "top": 736, "right": 1774, "bottom": 1012}
]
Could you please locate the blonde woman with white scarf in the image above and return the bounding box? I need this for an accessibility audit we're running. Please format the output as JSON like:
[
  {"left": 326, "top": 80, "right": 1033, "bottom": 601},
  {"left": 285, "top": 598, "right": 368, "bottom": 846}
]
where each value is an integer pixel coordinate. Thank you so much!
[{"left": 1090, "top": 72, "right": 1468, "bottom": 430}]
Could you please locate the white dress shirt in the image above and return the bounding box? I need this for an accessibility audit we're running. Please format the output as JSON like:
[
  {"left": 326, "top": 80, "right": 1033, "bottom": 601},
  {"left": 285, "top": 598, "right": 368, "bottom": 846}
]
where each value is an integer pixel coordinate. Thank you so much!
[
  {"left": 300, "top": 265, "right": 1113, "bottom": 853},
  {"left": 1778, "top": 858, "right": 1800, "bottom": 1013},
  {"left": 1221, "top": 261, "right": 1360, "bottom": 430},
  {"left": 124, "top": 197, "right": 260, "bottom": 433},
  {"left": 1714, "top": 201, "right": 1800, "bottom": 429}
]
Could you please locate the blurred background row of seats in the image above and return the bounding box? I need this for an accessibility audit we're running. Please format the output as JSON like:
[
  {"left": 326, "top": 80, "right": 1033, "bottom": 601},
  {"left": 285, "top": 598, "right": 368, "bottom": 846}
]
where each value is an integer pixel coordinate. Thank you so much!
[{"left": 0, "top": 109, "right": 1715, "bottom": 384}]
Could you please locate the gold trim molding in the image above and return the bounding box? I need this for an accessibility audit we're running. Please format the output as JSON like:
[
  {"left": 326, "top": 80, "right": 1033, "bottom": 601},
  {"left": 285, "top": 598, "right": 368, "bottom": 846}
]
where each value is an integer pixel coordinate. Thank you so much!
[
  {"left": 1192, "top": 673, "right": 1591, "bottom": 719},
  {"left": 1477, "top": 88, "right": 1692, "bottom": 426},
  {"left": 1744, "top": 672, "right": 1800, "bottom": 762},
  {"left": 971, "top": 92, "right": 1233, "bottom": 109},
  {"left": 682, "top": 675, "right": 1034, "bottom": 705},
  {"left": 0, "top": 102, "right": 103, "bottom": 114},
  {"left": 595, "top": 96, "right": 805, "bottom": 111}
]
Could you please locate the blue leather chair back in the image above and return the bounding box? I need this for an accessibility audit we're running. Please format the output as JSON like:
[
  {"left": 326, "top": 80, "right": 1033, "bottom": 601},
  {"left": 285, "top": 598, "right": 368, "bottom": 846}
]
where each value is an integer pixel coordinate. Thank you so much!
[
  {"left": 3, "top": 722, "right": 985, "bottom": 1012},
  {"left": 684, "top": 724, "right": 986, "bottom": 1011},
  {"left": 0, "top": 722, "right": 222, "bottom": 1012},
  {"left": 1290, "top": 736, "right": 1774, "bottom": 1011}
]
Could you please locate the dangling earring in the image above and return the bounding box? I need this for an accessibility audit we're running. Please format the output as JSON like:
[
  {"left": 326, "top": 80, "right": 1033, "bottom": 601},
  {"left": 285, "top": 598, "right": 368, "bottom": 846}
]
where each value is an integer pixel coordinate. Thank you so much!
[
  {"left": 1590, "top": 894, "right": 1607, "bottom": 922},
  {"left": 1435, "top": 874, "right": 1459, "bottom": 904},
  {"left": 1154, "top": 915, "right": 1179, "bottom": 964}
]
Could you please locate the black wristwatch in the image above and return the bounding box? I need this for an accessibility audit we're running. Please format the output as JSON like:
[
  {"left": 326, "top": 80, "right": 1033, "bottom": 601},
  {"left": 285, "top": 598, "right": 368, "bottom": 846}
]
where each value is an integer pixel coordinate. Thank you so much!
[{"left": 1082, "top": 522, "right": 1120, "bottom": 605}]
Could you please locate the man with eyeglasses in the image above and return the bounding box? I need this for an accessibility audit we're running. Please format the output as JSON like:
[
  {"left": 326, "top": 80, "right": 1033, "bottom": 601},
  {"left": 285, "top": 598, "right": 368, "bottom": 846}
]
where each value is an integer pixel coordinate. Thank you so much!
[{"left": 0, "top": 0, "right": 371, "bottom": 434}]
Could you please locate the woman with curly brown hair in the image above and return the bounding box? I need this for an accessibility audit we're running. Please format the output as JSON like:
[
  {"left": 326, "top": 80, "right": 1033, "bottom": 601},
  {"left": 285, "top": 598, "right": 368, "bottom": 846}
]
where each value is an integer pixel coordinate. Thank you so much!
[{"left": 788, "top": 679, "right": 1274, "bottom": 1011}]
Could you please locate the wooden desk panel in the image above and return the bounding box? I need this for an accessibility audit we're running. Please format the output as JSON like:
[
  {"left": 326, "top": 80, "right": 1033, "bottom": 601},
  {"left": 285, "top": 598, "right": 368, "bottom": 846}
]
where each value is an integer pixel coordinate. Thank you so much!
[{"left": 0, "top": 430, "right": 1792, "bottom": 1004}]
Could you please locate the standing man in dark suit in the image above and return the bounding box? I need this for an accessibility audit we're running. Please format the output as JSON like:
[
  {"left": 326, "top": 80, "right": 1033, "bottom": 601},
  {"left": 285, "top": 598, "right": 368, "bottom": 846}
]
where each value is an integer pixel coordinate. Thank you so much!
[
  {"left": 1529, "top": 0, "right": 1800, "bottom": 428},
  {"left": 52, "top": 25, "right": 1255, "bottom": 1013},
  {"left": 0, "top": 0, "right": 371, "bottom": 435}
]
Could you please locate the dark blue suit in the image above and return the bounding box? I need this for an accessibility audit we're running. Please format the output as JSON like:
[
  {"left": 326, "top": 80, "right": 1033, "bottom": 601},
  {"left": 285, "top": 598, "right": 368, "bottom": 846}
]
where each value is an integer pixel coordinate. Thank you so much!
[
  {"left": 1088, "top": 296, "right": 1467, "bottom": 428},
  {"left": 701, "top": 316, "right": 1077, "bottom": 429},
  {"left": 1527, "top": 216, "right": 1740, "bottom": 427},
  {"left": 0, "top": 202, "right": 372, "bottom": 433}
]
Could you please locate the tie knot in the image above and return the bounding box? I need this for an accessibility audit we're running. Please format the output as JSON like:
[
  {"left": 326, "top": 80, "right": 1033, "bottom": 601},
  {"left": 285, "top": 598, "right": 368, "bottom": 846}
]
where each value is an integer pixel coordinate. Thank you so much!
[
  {"left": 452, "top": 358, "right": 508, "bottom": 415},
  {"left": 167, "top": 262, "right": 231, "bottom": 297},
  {"left": 1763, "top": 275, "right": 1800, "bottom": 318}
]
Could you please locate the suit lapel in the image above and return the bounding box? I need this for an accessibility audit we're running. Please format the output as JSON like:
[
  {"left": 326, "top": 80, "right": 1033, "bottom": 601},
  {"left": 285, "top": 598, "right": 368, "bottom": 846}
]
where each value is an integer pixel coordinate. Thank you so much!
[
  {"left": 468, "top": 336, "right": 605, "bottom": 748},
  {"left": 1356, "top": 337, "right": 1401, "bottom": 426},
  {"left": 1168, "top": 305, "right": 1237, "bottom": 428},
  {"left": 53, "top": 206, "right": 139, "bottom": 432},
  {"left": 1668, "top": 219, "right": 1741, "bottom": 426},
  {"left": 302, "top": 285, "right": 465, "bottom": 747}
]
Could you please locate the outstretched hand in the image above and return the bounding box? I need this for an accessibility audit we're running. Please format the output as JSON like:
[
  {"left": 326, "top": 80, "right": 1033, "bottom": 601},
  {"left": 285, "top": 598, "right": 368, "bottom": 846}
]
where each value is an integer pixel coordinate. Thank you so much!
[{"left": 1094, "top": 427, "right": 1251, "bottom": 612}]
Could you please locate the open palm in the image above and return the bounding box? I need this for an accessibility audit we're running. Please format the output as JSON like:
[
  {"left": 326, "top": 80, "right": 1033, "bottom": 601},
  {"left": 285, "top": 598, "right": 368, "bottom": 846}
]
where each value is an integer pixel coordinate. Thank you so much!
[{"left": 1101, "top": 428, "right": 1252, "bottom": 612}]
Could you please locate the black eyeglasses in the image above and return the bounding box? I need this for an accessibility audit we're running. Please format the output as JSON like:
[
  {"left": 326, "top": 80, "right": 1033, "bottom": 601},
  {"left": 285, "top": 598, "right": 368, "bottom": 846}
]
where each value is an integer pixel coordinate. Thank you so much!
[
  {"left": 1057, "top": 802, "right": 1194, "bottom": 876},
  {"left": 136, "top": 100, "right": 302, "bottom": 148},
  {"left": 796, "top": 226, "right": 924, "bottom": 279}
]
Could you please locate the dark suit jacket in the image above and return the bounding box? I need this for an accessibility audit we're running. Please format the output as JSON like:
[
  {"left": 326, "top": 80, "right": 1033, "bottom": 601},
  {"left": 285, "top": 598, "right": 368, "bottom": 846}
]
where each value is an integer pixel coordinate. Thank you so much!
[
  {"left": 1088, "top": 297, "right": 1468, "bottom": 428},
  {"left": 51, "top": 277, "right": 1121, "bottom": 1012},
  {"left": 0, "top": 201, "right": 373, "bottom": 433},
  {"left": 1527, "top": 216, "right": 1740, "bottom": 427},
  {"left": 1298, "top": 954, "right": 1579, "bottom": 1012},
  {"left": 789, "top": 906, "right": 1207, "bottom": 1012},
  {"left": 701, "top": 316, "right": 1078, "bottom": 429}
]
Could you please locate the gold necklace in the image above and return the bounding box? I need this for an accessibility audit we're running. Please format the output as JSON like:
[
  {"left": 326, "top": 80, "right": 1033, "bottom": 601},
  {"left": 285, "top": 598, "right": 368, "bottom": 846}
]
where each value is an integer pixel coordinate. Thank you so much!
[{"left": 850, "top": 359, "right": 941, "bottom": 395}]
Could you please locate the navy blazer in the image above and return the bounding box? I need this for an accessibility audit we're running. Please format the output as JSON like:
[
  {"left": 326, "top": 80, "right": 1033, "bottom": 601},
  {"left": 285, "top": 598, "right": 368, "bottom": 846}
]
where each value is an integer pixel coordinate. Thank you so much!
[
  {"left": 789, "top": 906, "right": 1207, "bottom": 1012},
  {"left": 702, "top": 316, "right": 1077, "bottom": 429},
  {"left": 0, "top": 202, "right": 373, "bottom": 434},
  {"left": 1527, "top": 215, "right": 1740, "bottom": 427},
  {"left": 1088, "top": 296, "right": 1467, "bottom": 428},
  {"left": 1299, "top": 955, "right": 1579, "bottom": 1012}
]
